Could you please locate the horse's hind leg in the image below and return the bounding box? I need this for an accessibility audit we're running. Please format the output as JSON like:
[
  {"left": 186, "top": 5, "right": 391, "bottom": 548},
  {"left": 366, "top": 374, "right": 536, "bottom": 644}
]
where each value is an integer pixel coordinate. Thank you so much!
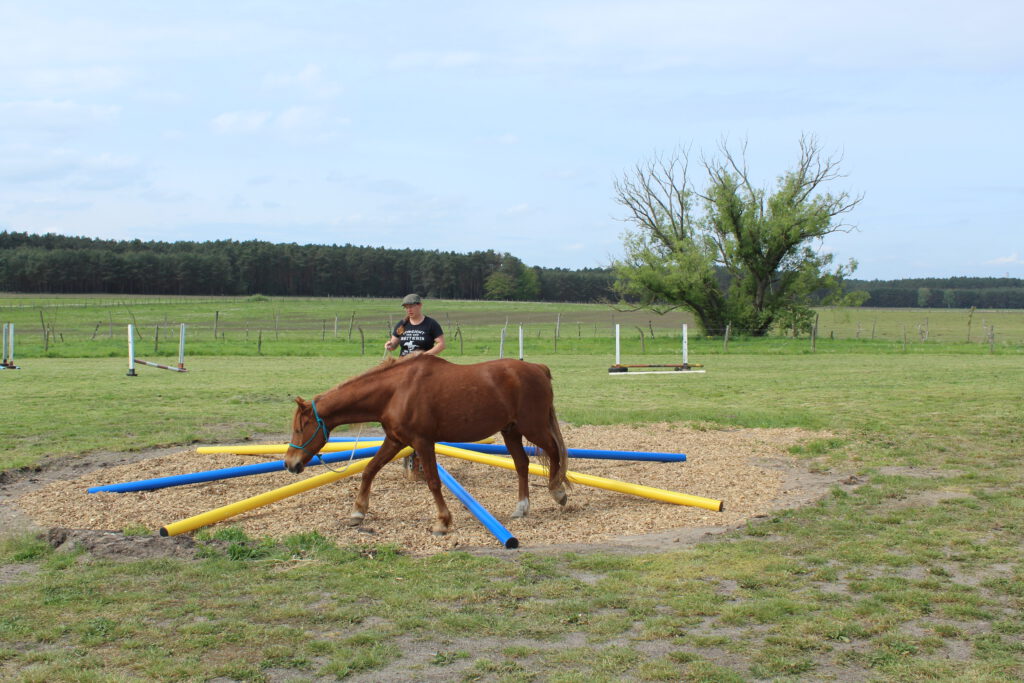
[
  {"left": 350, "top": 438, "right": 404, "bottom": 527},
  {"left": 410, "top": 439, "right": 451, "bottom": 535},
  {"left": 520, "top": 425, "right": 568, "bottom": 507},
  {"left": 502, "top": 428, "right": 532, "bottom": 518}
]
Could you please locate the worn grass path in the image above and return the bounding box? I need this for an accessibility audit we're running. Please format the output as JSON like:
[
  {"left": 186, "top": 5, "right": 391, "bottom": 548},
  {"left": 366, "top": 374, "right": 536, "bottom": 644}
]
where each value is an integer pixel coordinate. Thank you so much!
[{"left": 1, "top": 350, "right": 1022, "bottom": 681}]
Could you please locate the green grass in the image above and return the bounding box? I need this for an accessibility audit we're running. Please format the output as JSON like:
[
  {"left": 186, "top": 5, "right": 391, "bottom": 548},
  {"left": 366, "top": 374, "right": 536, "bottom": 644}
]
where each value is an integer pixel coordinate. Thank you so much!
[
  {"left": 0, "top": 295, "right": 1022, "bottom": 680},
  {"left": 2, "top": 294, "right": 1022, "bottom": 360}
]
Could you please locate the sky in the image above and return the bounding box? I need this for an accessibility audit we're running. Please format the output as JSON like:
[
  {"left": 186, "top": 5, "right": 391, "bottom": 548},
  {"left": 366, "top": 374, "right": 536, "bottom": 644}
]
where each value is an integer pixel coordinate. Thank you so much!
[{"left": 1, "top": 1, "right": 1021, "bottom": 281}]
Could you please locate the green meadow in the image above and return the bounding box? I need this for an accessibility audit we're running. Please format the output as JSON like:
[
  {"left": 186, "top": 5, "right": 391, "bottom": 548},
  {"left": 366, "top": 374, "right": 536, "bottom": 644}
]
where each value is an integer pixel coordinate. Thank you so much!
[{"left": 1, "top": 295, "right": 1022, "bottom": 681}]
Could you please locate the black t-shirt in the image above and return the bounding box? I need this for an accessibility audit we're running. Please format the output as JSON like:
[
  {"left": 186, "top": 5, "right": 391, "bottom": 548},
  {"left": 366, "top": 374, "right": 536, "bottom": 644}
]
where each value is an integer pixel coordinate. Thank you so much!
[{"left": 392, "top": 316, "right": 443, "bottom": 356}]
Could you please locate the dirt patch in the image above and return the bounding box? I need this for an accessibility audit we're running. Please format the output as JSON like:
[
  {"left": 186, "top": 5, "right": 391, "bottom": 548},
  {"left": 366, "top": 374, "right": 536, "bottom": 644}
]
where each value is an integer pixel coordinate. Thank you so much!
[{"left": 7, "top": 424, "right": 850, "bottom": 557}]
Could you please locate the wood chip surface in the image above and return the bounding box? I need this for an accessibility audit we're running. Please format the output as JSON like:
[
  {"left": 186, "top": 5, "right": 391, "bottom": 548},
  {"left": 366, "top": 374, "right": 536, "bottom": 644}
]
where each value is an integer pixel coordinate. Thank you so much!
[{"left": 15, "top": 424, "right": 836, "bottom": 555}]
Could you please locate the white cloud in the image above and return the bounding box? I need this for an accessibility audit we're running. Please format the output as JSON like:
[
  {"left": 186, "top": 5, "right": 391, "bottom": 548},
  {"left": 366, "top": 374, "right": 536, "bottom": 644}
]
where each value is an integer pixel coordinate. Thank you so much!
[
  {"left": 503, "top": 203, "right": 531, "bottom": 216},
  {"left": 211, "top": 107, "right": 348, "bottom": 139},
  {"left": 211, "top": 111, "right": 271, "bottom": 134},
  {"left": 0, "top": 100, "right": 119, "bottom": 129},
  {"left": 388, "top": 51, "right": 483, "bottom": 69},
  {"left": 19, "top": 66, "right": 132, "bottom": 92},
  {"left": 277, "top": 106, "right": 327, "bottom": 131},
  {"left": 264, "top": 64, "right": 342, "bottom": 99},
  {"left": 986, "top": 252, "right": 1024, "bottom": 266}
]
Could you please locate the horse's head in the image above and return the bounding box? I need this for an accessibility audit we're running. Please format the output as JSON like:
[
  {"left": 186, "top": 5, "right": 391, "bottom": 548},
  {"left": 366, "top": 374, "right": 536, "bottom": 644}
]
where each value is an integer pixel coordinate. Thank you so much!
[{"left": 284, "top": 396, "right": 330, "bottom": 474}]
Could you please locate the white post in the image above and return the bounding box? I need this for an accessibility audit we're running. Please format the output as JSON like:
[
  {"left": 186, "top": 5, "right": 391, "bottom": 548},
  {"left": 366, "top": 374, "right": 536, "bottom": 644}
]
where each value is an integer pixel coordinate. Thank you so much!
[
  {"left": 682, "top": 323, "right": 688, "bottom": 366},
  {"left": 518, "top": 325, "right": 524, "bottom": 360},
  {"left": 615, "top": 323, "right": 621, "bottom": 365},
  {"left": 2, "top": 323, "right": 13, "bottom": 366},
  {"left": 127, "top": 324, "right": 137, "bottom": 376},
  {"left": 177, "top": 323, "right": 187, "bottom": 369},
  {"left": 499, "top": 328, "right": 506, "bottom": 358}
]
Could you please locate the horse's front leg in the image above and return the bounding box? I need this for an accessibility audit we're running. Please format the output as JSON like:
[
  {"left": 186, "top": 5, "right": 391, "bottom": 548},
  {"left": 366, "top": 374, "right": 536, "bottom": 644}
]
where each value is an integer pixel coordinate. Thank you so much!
[
  {"left": 410, "top": 440, "right": 451, "bottom": 535},
  {"left": 350, "top": 439, "right": 405, "bottom": 527},
  {"left": 503, "top": 429, "right": 531, "bottom": 519}
]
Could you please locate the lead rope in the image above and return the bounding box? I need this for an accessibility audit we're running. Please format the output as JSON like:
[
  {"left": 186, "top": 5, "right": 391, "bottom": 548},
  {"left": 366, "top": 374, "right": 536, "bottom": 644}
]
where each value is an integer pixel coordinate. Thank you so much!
[{"left": 317, "top": 422, "right": 369, "bottom": 474}]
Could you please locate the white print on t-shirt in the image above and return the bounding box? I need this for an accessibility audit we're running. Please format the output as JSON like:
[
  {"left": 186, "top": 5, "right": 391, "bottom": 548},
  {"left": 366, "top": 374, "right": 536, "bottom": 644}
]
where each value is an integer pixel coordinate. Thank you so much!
[{"left": 401, "top": 328, "right": 428, "bottom": 354}]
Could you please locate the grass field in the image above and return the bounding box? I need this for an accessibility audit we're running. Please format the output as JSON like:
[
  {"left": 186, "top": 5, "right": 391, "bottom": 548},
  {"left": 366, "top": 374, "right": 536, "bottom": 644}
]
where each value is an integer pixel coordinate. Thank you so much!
[
  {"left": 2, "top": 294, "right": 1023, "bottom": 360},
  {"left": 1, "top": 295, "right": 1022, "bottom": 681}
]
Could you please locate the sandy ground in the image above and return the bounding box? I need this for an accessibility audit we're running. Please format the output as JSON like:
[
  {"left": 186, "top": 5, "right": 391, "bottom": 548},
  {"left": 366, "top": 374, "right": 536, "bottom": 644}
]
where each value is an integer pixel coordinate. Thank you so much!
[{"left": 5, "top": 423, "right": 852, "bottom": 557}]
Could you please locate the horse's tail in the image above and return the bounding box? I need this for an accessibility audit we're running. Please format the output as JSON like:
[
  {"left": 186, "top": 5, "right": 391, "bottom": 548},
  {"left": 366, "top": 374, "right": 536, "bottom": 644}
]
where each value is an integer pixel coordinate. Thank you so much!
[{"left": 545, "top": 404, "right": 570, "bottom": 492}]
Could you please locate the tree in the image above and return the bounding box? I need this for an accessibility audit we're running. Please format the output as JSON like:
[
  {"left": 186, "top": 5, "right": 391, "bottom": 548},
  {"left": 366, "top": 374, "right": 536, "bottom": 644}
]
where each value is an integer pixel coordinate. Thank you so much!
[
  {"left": 483, "top": 254, "right": 540, "bottom": 300},
  {"left": 612, "top": 135, "right": 863, "bottom": 336}
]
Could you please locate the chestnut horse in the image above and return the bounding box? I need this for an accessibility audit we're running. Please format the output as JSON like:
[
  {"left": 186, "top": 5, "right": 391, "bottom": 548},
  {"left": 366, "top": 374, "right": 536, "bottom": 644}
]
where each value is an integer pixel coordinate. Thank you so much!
[{"left": 284, "top": 354, "right": 569, "bottom": 535}]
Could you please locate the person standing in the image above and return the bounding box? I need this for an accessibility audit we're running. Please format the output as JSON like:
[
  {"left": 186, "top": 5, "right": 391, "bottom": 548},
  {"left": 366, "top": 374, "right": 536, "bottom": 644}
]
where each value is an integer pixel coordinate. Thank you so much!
[
  {"left": 384, "top": 293, "right": 446, "bottom": 357},
  {"left": 384, "top": 293, "right": 445, "bottom": 481}
]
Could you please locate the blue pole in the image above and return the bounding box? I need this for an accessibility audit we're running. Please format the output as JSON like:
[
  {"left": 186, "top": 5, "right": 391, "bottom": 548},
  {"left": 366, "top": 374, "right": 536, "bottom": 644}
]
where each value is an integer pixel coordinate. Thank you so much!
[
  {"left": 450, "top": 443, "right": 686, "bottom": 463},
  {"left": 88, "top": 445, "right": 380, "bottom": 493},
  {"left": 436, "top": 462, "right": 518, "bottom": 549},
  {"left": 331, "top": 437, "right": 683, "bottom": 462}
]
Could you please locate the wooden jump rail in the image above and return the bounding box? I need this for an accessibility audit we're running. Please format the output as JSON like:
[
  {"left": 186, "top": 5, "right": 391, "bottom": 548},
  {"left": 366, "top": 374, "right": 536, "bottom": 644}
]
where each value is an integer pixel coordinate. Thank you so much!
[
  {"left": 127, "top": 323, "right": 188, "bottom": 375},
  {"left": 608, "top": 323, "right": 706, "bottom": 374}
]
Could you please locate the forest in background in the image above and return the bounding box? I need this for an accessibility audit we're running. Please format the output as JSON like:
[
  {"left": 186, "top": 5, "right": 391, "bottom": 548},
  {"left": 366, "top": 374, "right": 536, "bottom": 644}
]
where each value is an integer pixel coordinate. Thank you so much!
[
  {"left": 0, "top": 231, "right": 612, "bottom": 303},
  {"left": 1, "top": 231, "right": 1022, "bottom": 308}
]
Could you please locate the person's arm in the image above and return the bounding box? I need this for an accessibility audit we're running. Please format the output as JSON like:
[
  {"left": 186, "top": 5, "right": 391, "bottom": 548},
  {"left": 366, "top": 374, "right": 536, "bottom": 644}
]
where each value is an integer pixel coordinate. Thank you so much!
[
  {"left": 426, "top": 334, "right": 446, "bottom": 355},
  {"left": 385, "top": 334, "right": 400, "bottom": 352}
]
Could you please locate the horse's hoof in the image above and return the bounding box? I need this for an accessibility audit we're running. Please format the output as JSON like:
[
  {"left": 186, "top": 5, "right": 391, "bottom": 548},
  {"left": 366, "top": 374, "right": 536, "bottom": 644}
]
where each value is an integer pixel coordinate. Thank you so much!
[
  {"left": 551, "top": 489, "right": 568, "bottom": 507},
  {"left": 432, "top": 530, "right": 447, "bottom": 537},
  {"left": 511, "top": 499, "right": 529, "bottom": 519},
  {"left": 347, "top": 512, "right": 365, "bottom": 527}
]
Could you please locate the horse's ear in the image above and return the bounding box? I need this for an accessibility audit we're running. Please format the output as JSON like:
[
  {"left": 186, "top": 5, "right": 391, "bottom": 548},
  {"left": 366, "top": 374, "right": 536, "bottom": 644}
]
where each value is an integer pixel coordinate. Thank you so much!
[{"left": 294, "top": 396, "right": 309, "bottom": 408}]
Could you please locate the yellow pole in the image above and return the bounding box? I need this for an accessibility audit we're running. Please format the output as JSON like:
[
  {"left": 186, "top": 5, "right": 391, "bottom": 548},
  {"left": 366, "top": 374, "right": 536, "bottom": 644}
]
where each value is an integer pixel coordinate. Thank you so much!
[
  {"left": 160, "top": 447, "right": 412, "bottom": 536},
  {"left": 195, "top": 436, "right": 494, "bottom": 455},
  {"left": 434, "top": 444, "right": 723, "bottom": 512},
  {"left": 195, "top": 441, "right": 382, "bottom": 455}
]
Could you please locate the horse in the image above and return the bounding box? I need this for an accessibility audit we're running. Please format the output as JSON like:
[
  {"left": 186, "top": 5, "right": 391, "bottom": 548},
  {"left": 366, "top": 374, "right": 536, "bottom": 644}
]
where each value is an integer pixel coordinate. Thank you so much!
[{"left": 284, "top": 353, "right": 569, "bottom": 535}]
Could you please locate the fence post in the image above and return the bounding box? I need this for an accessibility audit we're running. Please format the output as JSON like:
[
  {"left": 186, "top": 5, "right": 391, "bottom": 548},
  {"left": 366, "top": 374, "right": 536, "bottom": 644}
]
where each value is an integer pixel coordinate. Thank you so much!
[
  {"left": 615, "top": 323, "right": 621, "bottom": 365},
  {"left": 682, "top": 323, "right": 688, "bottom": 366},
  {"left": 127, "top": 324, "right": 137, "bottom": 376},
  {"left": 178, "top": 324, "right": 187, "bottom": 369}
]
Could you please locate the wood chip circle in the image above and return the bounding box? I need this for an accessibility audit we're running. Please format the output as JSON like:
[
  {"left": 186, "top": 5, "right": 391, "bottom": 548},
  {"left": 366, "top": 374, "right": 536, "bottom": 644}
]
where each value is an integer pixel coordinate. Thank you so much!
[{"left": 15, "top": 424, "right": 839, "bottom": 556}]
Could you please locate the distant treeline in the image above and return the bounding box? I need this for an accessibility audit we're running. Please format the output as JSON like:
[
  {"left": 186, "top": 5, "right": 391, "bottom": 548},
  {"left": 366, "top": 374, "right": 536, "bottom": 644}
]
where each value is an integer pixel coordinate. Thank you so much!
[
  {"left": 844, "top": 277, "right": 1024, "bottom": 309},
  {"left": 0, "top": 231, "right": 614, "bottom": 302},
  {"left": 2, "top": 231, "right": 1022, "bottom": 307}
]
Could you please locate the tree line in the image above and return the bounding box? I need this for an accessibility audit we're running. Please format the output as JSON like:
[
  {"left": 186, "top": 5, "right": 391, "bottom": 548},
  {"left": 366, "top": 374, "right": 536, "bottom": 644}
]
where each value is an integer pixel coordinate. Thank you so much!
[
  {"left": 2, "top": 230, "right": 1021, "bottom": 308},
  {"left": 844, "top": 277, "right": 1024, "bottom": 309},
  {"left": 0, "top": 231, "right": 615, "bottom": 302}
]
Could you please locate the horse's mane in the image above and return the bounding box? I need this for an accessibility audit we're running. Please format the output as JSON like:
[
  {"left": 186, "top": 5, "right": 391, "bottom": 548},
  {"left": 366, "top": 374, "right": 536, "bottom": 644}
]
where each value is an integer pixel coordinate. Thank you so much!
[{"left": 323, "top": 352, "right": 431, "bottom": 394}]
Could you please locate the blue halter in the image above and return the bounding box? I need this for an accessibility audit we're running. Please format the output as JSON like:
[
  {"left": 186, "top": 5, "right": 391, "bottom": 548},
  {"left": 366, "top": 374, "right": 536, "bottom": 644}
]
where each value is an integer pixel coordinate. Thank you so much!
[{"left": 289, "top": 398, "right": 331, "bottom": 455}]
